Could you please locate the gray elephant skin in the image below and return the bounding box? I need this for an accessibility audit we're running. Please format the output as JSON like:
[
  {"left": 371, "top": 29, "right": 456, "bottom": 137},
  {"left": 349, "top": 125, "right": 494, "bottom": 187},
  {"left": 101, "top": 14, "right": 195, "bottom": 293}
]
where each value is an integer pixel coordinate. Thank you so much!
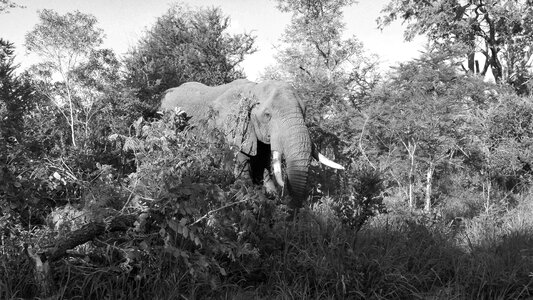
[{"left": 159, "top": 79, "right": 343, "bottom": 208}]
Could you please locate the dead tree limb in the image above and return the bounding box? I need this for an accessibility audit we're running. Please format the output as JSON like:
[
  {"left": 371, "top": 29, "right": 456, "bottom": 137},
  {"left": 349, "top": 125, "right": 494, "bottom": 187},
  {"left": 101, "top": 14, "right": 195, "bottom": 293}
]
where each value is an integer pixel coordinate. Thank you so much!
[
  {"left": 44, "top": 213, "right": 137, "bottom": 262},
  {"left": 24, "top": 213, "right": 137, "bottom": 298}
]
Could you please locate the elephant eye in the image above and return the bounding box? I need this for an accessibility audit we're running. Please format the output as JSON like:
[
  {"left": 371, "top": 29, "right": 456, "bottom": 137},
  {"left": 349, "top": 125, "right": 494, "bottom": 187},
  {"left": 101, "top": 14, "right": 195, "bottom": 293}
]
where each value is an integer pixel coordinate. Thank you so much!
[{"left": 263, "top": 112, "right": 271, "bottom": 120}]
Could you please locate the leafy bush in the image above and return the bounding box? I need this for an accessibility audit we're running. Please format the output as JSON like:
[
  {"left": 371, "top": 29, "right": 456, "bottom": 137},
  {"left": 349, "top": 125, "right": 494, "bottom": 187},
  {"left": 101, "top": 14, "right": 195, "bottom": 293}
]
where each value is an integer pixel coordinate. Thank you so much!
[
  {"left": 123, "top": 3, "right": 255, "bottom": 109},
  {"left": 77, "top": 110, "right": 287, "bottom": 296},
  {"left": 332, "top": 164, "right": 385, "bottom": 231}
]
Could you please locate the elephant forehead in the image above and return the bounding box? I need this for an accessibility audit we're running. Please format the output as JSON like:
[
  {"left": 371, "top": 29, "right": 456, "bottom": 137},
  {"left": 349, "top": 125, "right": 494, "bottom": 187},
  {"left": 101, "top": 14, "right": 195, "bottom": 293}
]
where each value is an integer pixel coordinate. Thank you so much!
[
  {"left": 255, "top": 81, "right": 297, "bottom": 102},
  {"left": 256, "top": 80, "right": 292, "bottom": 93}
]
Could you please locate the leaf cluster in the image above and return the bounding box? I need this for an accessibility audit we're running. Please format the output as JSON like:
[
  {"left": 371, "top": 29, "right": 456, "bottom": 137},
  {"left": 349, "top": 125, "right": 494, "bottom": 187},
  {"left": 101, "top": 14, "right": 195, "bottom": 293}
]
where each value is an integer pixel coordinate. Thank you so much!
[
  {"left": 25, "top": 9, "right": 104, "bottom": 69},
  {"left": 122, "top": 3, "right": 256, "bottom": 107},
  {"left": 379, "top": 0, "right": 533, "bottom": 86},
  {"left": 108, "top": 110, "right": 285, "bottom": 285},
  {"left": 268, "top": 0, "right": 380, "bottom": 125},
  {"left": 0, "top": 0, "right": 23, "bottom": 13}
]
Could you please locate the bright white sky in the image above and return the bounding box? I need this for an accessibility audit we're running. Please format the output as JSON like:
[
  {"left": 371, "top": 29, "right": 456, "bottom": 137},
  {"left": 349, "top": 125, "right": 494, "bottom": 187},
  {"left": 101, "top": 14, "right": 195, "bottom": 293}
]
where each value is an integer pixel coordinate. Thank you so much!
[{"left": 0, "top": 0, "right": 425, "bottom": 81}]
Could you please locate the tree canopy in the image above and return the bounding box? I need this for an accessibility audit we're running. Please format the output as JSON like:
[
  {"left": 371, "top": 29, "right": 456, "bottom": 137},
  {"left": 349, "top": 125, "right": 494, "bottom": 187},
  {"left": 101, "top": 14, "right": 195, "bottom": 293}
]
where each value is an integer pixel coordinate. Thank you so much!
[
  {"left": 25, "top": 9, "right": 106, "bottom": 148},
  {"left": 122, "top": 3, "right": 256, "bottom": 108},
  {"left": 0, "top": 0, "right": 22, "bottom": 13},
  {"left": 25, "top": 9, "right": 104, "bottom": 70},
  {"left": 0, "top": 39, "right": 34, "bottom": 141},
  {"left": 267, "top": 0, "right": 380, "bottom": 123},
  {"left": 379, "top": 0, "right": 533, "bottom": 88}
]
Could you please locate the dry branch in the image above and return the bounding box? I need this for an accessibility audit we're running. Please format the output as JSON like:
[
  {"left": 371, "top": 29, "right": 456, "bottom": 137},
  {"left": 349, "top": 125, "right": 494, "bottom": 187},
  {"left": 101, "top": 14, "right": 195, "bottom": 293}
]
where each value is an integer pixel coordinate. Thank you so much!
[
  {"left": 44, "top": 213, "right": 137, "bottom": 262},
  {"left": 23, "top": 213, "right": 136, "bottom": 297}
]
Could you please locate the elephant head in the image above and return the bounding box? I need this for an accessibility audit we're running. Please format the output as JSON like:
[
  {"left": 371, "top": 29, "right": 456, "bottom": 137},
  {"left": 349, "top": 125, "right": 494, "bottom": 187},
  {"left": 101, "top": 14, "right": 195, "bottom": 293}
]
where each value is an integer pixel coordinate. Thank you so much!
[{"left": 159, "top": 79, "right": 343, "bottom": 208}]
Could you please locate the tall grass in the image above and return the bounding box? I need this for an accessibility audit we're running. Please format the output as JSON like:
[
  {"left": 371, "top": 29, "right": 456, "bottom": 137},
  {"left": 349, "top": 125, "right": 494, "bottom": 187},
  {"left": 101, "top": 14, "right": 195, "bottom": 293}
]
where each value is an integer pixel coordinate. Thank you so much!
[
  {"left": 224, "top": 192, "right": 533, "bottom": 299},
  {"left": 3, "top": 192, "right": 533, "bottom": 299}
]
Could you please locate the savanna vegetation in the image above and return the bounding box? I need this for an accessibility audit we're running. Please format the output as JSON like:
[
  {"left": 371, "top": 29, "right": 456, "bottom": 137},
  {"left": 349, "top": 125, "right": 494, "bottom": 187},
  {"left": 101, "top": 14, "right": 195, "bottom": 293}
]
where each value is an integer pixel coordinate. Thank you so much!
[{"left": 2, "top": 0, "right": 533, "bottom": 299}]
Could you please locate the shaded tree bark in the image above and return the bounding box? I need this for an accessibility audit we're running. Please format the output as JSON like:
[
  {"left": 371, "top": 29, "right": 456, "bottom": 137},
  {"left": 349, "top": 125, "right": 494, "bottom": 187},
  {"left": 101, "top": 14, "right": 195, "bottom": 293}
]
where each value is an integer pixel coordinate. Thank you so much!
[{"left": 25, "top": 213, "right": 137, "bottom": 297}]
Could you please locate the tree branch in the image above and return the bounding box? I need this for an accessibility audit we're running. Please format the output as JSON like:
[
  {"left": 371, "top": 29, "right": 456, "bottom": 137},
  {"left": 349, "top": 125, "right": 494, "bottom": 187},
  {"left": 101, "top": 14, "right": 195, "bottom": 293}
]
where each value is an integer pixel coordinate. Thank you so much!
[
  {"left": 358, "top": 113, "right": 376, "bottom": 170},
  {"left": 191, "top": 198, "right": 248, "bottom": 226},
  {"left": 43, "top": 213, "right": 137, "bottom": 262}
]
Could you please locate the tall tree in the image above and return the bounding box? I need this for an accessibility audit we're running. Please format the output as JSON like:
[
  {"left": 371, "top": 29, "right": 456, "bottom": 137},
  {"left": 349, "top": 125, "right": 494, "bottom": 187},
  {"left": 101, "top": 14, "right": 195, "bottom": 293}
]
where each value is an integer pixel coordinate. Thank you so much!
[
  {"left": 354, "top": 46, "right": 507, "bottom": 210},
  {"left": 0, "top": 39, "right": 34, "bottom": 142},
  {"left": 463, "top": 92, "right": 533, "bottom": 210},
  {"left": 25, "top": 9, "right": 105, "bottom": 148},
  {"left": 379, "top": 0, "right": 533, "bottom": 87},
  {"left": 0, "top": 39, "right": 35, "bottom": 216},
  {"left": 267, "top": 0, "right": 380, "bottom": 123},
  {"left": 69, "top": 48, "right": 122, "bottom": 149},
  {"left": 123, "top": 3, "right": 256, "bottom": 109},
  {"left": 369, "top": 53, "right": 468, "bottom": 209}
]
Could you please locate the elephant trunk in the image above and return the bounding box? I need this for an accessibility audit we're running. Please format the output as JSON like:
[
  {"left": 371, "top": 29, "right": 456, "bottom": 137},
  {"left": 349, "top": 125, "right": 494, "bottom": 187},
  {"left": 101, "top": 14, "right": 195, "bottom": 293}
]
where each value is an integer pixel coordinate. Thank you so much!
[{"left": 272, "top": 113, "right": 311, "bottom": 209}]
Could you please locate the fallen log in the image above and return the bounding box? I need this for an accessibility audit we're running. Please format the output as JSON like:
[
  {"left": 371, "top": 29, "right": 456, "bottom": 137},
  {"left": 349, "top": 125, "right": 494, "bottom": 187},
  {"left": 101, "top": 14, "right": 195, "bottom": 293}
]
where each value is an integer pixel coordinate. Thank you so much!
[
  {"left": 24, "top": 213, "right": 138, "bottom": 297},
  {"left": 44, "top": 213, "right": 137, "bottom": 262}
]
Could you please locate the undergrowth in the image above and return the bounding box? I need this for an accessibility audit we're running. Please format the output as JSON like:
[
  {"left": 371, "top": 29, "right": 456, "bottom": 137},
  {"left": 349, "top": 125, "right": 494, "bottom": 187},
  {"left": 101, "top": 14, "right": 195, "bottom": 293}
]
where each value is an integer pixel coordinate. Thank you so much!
[
  {"left": 3, "top": 111, "right": 533, "bottom": 299},
  {"left": 4, "top": 195, "right": 533, "bottom": 299}
]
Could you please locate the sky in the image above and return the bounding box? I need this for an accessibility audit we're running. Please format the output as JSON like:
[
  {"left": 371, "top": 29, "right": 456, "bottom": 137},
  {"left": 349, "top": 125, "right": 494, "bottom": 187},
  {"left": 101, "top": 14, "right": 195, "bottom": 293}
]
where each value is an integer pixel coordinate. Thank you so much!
[{"left": 0, "top": 0, "right": 425, "bottom": 81}]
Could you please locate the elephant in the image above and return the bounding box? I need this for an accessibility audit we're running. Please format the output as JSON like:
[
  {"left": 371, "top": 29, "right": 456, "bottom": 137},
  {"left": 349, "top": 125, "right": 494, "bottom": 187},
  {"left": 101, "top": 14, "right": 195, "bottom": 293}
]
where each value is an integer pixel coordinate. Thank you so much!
[{"left": 159, "top": 79, "right": 343, "bottom": 208}]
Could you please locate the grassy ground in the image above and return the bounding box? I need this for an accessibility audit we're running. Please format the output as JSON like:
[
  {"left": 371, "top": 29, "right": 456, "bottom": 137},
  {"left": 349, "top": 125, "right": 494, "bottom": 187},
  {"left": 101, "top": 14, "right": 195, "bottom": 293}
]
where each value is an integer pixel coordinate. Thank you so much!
[{"left": 3, "top": 191, "right": 533, "bottom": 299}]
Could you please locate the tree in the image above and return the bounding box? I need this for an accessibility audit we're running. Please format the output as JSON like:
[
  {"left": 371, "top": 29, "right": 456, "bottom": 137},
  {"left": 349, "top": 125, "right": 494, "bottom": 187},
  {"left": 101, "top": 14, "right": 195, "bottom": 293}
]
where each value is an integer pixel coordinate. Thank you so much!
[
  {"left": 0, "top": 39, "right": 34, "bottom": 141},
  {"left": 68, "top": 48, "right": 123, "bottom": 149},
  {"left": 379, "top": 0, "right": 533, "bottom": 87},
  {"left": 25, "top": 9, "right": 105, "bottom": 148},
  {"left": 0, "top": 39, "right": 37, "bottom": 224},
  {"left": 463, "top": 92, "right": 533, "bottom": 210},
  {"left": 122, "top": 3, "right": 256, "bottom": 110},
  {"left": 266, "top": 0, "right": 380, "bottom": 123},
  {"left": 378, "top": 58, "right": 461, "bottom": 209},
  {"left": 362, "top": 50, "right": 499, "bottom": 210},
  {"left": 0, "top": 0, "right": 22, "bottom": 13}
]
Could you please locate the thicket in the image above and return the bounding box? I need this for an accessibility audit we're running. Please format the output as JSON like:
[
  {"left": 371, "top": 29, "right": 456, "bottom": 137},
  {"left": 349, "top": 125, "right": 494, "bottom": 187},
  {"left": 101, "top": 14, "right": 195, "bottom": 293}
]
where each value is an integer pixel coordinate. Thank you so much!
[{"left": 2, "top": 1, "right": 533, "bottom": 299}]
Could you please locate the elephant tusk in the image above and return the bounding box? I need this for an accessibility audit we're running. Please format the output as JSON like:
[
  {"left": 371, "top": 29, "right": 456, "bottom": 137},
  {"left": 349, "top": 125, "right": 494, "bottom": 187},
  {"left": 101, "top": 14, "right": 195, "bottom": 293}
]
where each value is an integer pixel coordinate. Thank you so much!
[
  {"left": 312, "top": 145, "right": 345, "bottom": 170},
  {"left": 317, "top": 152, "right": 345, "bottom": 170},
  {"left": 272, "top": 151, "right": 284, "bottom": 187}
]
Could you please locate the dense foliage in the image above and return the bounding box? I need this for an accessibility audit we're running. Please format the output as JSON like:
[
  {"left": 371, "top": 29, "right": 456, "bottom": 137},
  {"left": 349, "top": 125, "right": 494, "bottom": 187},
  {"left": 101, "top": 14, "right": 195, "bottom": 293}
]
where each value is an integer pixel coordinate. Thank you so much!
[
  {"left": 3, "top": 1, "right": 533, "bottom": 298},
  {"left": 266, "top": 0, "right": 380, "bottom": 122},
  {"left": 379, "top": 0, "right": 533, "bottom": 92},
  {"left": 122, "top": 3, "right": 256, "bottom": 112}
]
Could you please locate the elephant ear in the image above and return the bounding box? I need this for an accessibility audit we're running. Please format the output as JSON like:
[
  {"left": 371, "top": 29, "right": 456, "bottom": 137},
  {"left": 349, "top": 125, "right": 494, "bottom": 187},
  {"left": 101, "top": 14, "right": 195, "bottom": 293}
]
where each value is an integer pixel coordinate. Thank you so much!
[{"left": 222, "top": 93, "right": 257, "bottom": 156}]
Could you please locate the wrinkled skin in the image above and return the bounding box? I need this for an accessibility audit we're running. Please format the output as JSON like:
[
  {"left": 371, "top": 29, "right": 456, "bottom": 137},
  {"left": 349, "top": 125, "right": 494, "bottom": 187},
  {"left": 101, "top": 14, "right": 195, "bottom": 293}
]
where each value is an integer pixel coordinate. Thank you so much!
[{"left": 159, "top": 79, "right": 313, "bottom": 208}]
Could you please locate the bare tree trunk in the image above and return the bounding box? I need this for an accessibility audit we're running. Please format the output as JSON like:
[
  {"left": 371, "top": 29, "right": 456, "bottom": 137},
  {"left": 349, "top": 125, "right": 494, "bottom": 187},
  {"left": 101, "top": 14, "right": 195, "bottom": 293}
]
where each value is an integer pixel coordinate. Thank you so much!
[
  {"left": 408, "top": 152, "right": 415, "bottom": 208},
  {"left": 466, "top": 25, "right": 477, "bottom": 74},
  {"left": 467, "top": 51, "right": 475, "bottom": 73},
  {"left": 25, "top": 245, "right": 52, "bottom": 297},
  {"left": 408, "top": 174, "right": 414, "bottom": 208},
  {"left": 403, "top": 140, "right": 417, "bottom": 209},
  {"left": 484, "top": 179, "right": 492, "bottom": 213},
  {"left": 59, "top": 67, "right": 77, "bottom": 148},
  {"left": 65, "top": 82, "right": 77, "bottom": 148},
  {"left": 485, "top": 13, "right": 503, "bottom": 83},
  {"left": 425, "top": 162, "right": 434, "bottom": 212},
  {"left": 83, "top": 112, "right": 89, "bottom": 151}
]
